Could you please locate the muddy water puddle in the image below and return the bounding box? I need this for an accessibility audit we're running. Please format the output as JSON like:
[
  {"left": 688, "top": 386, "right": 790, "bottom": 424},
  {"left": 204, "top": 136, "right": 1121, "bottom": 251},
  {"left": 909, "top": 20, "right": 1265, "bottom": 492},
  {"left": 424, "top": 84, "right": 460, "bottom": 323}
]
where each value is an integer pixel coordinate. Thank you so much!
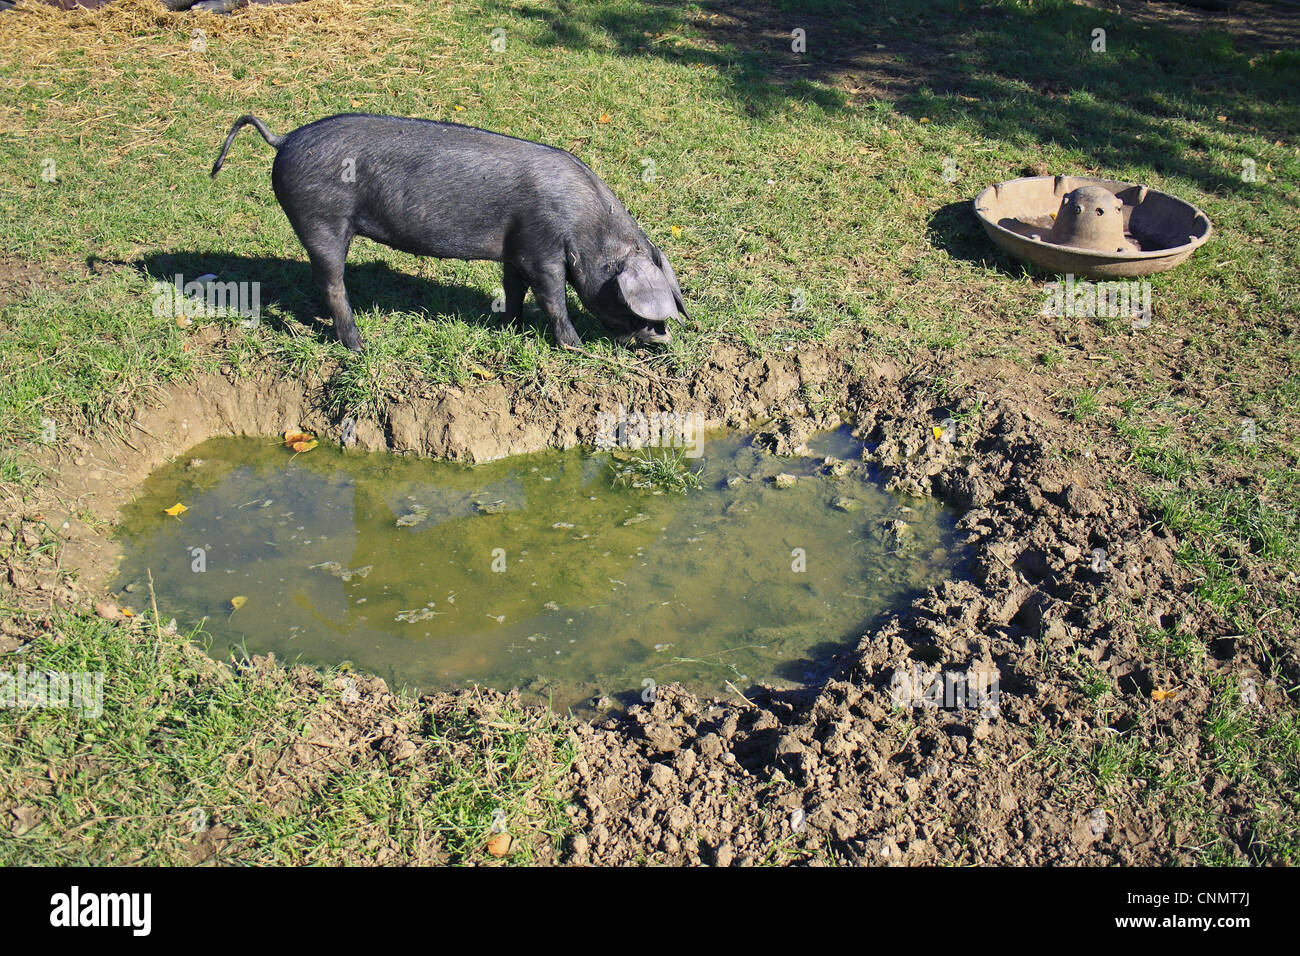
[{"left": 114, "top": 428, "right": 965, "bottom": 712}]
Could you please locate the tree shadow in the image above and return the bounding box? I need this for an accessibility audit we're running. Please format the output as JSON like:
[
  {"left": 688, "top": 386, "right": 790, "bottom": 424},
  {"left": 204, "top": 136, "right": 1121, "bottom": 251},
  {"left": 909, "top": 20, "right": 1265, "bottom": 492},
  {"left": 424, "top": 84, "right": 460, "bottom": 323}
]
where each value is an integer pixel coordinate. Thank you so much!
[{"left": 491, "top": 0, "right": 1298, "bottom": 195}]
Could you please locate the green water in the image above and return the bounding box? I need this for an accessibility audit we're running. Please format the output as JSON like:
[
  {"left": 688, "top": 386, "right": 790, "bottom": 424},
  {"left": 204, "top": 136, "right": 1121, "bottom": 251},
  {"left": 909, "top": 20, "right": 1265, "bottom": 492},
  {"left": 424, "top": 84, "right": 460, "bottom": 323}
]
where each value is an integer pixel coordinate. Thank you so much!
[{"left": 114, "top": 428, "right": 963, "bottom": 712}]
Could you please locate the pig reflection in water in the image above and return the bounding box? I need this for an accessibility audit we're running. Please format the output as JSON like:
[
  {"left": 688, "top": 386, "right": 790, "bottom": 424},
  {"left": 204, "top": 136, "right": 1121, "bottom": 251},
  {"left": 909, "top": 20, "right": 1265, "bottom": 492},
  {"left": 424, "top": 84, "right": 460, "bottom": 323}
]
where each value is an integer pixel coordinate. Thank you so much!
[{"left": 115, "top": 432, "right": 962, "bottom": 711}]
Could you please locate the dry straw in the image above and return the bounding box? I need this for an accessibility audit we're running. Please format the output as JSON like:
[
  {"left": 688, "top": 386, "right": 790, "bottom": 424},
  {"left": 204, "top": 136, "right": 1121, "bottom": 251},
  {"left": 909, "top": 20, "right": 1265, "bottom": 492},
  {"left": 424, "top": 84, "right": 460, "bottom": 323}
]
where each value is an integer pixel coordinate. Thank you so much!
[
  {"left": 0, "top": 0, "right": 429, "bottom": 141},
  {"left": 0, "top": 0, "right": 413, "bottom": 73},
  {"left": 0, "top": 0, "right": 398, "bottom": 48}
]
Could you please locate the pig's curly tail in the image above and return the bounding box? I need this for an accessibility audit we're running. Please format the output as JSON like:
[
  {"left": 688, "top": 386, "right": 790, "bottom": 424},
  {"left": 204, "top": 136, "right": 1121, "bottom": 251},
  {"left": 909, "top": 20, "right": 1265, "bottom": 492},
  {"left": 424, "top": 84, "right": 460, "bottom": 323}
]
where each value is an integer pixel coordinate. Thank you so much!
[{"left": 211, "top": 115, "right": 285, "bottom": 178}]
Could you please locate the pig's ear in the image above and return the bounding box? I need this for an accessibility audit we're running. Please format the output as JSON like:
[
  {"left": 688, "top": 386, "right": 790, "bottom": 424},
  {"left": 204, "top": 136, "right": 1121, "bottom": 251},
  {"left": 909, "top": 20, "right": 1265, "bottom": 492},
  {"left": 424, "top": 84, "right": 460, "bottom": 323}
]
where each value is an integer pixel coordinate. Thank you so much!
[
  {"left": 615, "top": 257, "right": 678, "bottom": 322},
  {"left": 649, "top": 243, "right": 689, "bottom": 322}
]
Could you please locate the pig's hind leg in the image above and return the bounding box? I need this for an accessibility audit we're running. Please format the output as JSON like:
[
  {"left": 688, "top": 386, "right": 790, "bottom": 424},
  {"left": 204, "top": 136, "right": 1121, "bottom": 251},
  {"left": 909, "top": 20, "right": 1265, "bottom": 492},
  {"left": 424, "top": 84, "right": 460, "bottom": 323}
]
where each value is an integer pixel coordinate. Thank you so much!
[
  {"left": 501, "top": 263, "right": 529, "bottom": 328},
  {"left": 302, "top": 230, "right": 363, "bottom": 352}
]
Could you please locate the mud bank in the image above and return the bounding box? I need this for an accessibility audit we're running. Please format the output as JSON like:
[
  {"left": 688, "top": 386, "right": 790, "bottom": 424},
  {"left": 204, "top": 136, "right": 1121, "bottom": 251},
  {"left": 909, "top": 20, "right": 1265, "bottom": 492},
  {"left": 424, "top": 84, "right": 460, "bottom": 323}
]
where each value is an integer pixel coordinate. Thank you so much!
[{"left": 23, "top": 339, "right": 1262, "bottom": 865}]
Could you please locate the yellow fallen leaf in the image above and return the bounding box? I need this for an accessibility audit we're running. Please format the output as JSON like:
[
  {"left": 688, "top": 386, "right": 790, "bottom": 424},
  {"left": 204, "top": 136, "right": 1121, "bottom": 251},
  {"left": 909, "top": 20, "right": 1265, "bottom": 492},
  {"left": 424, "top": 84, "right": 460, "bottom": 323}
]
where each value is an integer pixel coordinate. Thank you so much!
[
  {"left": 598, "top": 113, "right": 611, "bottom": 124},
  {"left": 164, "top": 503, "right": 188, "bottom": 517},
  {"left": 671, "top": 225, "right": 682, "bottom": 237},
  {"left": 470, "top": 366, "right": 496, "bottom": 380},
  {"left": 290, "top": 440, "right": 318, "bottom": 453},
  {"left": 121, "top": 607, "right": 135, "bottom": 618},
  {"left": 932, "top": 426, "right": 944, "bottom": 440},
  {"left": 230, "top": 595, "right": 247, "bottom": 613},
  {"left": 486, "top": 833, "right": 511, "bottom": 857},
  {"left": 1152, "top": 688, "right": 1175, "bottom": 701},
  {"left": 920, "top": 116, "right": 930, "bottom": 123},
  {"left": 454, "top": 105, "right": 466, "bottom": 112},
  {"left": 284, "top": 430, "right": 314, "bottom": 446}
]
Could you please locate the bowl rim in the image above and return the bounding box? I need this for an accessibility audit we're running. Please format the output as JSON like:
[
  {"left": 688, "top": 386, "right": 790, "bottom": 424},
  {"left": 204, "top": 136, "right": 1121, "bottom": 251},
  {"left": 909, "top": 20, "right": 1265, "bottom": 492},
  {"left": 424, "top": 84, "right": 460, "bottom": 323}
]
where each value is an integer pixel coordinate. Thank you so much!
[{"left": 972, "top": 174, "right": 1213, "bottom": 261}]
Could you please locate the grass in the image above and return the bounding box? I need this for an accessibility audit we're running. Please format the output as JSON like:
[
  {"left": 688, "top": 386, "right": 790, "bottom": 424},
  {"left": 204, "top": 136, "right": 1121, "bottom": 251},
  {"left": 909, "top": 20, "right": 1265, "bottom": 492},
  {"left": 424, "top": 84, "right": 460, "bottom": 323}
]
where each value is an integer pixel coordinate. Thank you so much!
[
  {"left": 0, "top": 0, "right": 1297, "bottom": 864},
  {"left": 0, "top": 606, "right": 573, "bottom": 865},
  {"left": 1115, "top": 391, "right": 1299, "bottom": 636},
  {"left": 1, "top": 0, "right": 1293, "bottom": 444},
  {"left": 1027, "top": 599, "right": 1300, "bottom": 864},
  {"left": 611, "top": 447, "right": 704, "bottom": 494}
]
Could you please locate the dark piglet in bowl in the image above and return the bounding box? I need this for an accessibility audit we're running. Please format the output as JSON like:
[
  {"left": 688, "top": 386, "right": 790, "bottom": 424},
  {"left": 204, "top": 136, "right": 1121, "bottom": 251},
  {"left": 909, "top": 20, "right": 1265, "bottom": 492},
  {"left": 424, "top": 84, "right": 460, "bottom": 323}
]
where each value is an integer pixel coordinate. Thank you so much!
[{"left": 210, "top": 113, "right": 688, "bottom": 351}]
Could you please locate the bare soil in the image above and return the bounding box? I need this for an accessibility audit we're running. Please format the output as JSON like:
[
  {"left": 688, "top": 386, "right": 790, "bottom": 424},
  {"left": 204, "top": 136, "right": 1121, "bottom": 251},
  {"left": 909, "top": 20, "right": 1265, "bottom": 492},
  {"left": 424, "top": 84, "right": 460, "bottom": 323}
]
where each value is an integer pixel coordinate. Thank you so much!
[{"left": 4, "top": 313, "right": 1277, "bottom": 864}]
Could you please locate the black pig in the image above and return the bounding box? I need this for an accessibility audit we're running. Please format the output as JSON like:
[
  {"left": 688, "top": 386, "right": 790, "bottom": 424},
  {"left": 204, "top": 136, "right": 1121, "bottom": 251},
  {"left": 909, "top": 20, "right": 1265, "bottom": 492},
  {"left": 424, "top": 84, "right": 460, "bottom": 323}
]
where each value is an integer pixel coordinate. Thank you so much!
[{"left": 210, "top": 114, "right": 687, "bottom": 351}]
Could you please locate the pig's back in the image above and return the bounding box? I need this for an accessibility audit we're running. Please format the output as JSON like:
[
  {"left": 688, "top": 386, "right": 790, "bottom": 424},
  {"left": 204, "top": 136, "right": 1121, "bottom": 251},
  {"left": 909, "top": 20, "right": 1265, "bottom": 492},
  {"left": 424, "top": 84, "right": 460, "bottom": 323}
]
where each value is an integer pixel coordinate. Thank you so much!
[{"left": 272, "top": 114, "right": 615, "bottom": 260}]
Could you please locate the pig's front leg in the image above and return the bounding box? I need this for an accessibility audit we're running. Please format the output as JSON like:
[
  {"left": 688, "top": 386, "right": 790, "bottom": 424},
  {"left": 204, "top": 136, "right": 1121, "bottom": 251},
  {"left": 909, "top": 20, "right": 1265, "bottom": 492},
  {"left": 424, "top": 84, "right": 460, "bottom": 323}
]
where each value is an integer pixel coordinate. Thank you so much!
[{"left": 530, "top": 265, "right": 583, "bottom": 349}]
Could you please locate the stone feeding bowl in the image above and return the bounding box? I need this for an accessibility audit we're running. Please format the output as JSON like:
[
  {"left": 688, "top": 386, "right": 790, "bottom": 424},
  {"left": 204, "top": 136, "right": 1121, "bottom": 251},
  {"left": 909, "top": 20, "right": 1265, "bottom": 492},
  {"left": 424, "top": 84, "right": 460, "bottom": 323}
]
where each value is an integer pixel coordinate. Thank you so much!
[{"left": 972, "top": 175, "right": 1212, "bottom": 278}]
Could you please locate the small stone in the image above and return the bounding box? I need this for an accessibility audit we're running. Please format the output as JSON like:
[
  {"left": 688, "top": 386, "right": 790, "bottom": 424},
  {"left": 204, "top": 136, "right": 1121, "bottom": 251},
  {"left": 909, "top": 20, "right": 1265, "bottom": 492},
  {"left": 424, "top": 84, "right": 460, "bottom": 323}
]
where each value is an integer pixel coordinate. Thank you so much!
[
  {"left": 1063, "top": 483, "right": 1102, "bottom": 517},
  {"left": 10, "top": 806, "right": 40, "bottom": 836},
  {"left": 93, "top": 602, "right": 121, "bottom": 621},
  {"left": 1043, "top": 618, "right": 1069, "bottom": 643},
  {"left": 390, "top": 739, "right": 417, "bottom": 761},
  {"left": 666, "top": 806, "right": 692, "bottom": 834},
  {"left": 773, "top": 473, "right": 797, "bottom": 489},
  {"left": 648, "top": 763, "right": 675, "bottom": 789},
  {"left": 833, "top": 497, "right": 861, "bottom": 513},
  {"left": 674, "top": 749, "right": 698, "bottom": 777},
  {"left": 881, "top": 519, "right": 911, "bottom": 548},
  {"left": 644, "top": 723, "right": 682, "bottom": 753}
]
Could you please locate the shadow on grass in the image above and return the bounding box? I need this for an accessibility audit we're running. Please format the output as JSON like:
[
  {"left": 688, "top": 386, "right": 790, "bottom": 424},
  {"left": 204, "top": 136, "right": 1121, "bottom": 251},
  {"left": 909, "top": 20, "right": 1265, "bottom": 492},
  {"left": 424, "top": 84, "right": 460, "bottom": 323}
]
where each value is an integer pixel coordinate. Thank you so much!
[
  {"left": 926, "top": 200, "right": 1042, "bottom": 277},
  {"left": 493, "top": 0, "right": 1298, "bottom": 193},
  {"left": 134, "top": 251, "right": 611, "bottom": 347}
]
